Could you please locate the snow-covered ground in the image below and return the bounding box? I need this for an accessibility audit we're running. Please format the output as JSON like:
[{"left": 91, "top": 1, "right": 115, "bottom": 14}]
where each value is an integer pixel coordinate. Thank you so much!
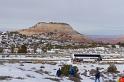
[{"left": 0, "top": 61, "right": 123, "bottom": 82}]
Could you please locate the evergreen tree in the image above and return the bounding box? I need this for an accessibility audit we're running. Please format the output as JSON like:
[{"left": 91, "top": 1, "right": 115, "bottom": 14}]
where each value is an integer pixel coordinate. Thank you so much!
[{"left": 18, "top": 45, "right": 27, "bottom": 53}]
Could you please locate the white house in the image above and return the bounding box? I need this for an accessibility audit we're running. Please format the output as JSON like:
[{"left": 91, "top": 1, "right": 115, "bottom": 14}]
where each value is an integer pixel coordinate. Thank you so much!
[
  {"left": 36, "top": 48, "right": 42, "bottom": 54},
  {"left": 3, "top": 48, "right": 11, "bottom": 53},
  {"left": 27, "top": 48, "right": 34, "bottom": 53}
]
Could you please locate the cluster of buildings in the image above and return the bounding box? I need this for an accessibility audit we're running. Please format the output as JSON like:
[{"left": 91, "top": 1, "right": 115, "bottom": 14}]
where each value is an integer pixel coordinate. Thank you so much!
[
  {"left": 0, "top": 31, "right": 81, "bottom": 53},
  {"left": 0, "top": 31, "right": 124, "bottom": 56}
]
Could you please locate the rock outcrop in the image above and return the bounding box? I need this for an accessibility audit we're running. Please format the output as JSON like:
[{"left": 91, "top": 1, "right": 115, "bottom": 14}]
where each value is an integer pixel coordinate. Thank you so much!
[{"left": 18, "top": 22, "right": 89, "bottom": 42}]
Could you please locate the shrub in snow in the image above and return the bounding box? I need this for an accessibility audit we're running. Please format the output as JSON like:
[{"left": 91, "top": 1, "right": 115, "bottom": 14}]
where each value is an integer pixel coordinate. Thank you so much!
[
  {"left": 107, "top": 64, "right": 118, "bottom": 73},
  {"left": 90, "top": 69, "right": 96, "bottom": 76},
  {"left": 61, "top": 65, "right": 71, "bottom": 76},
  {"left": 40, "top": 66, "right": 45, "bottom": 68},
  {"left": 60, "top": 65, "right": 81, "bottom": 82},
  {"left": 20, "top": 63, "right": 24, "bottom": 66},
  {"left": 61, "top": 65, "right": 78, "bottom": 77},
  {"left": 0, "top": 76, "right": 12, "bottom": 80}
]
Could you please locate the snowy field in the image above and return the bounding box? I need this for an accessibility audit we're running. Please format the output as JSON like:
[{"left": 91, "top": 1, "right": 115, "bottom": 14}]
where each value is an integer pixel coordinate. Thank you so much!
[{"left": 0, "top": 61, "right": 123, "bottom": 82}]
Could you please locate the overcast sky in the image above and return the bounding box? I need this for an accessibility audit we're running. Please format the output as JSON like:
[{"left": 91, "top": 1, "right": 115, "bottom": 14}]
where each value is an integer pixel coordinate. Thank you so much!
[{"left": 0, "top": 0, "right": 124, "bottom": 35}]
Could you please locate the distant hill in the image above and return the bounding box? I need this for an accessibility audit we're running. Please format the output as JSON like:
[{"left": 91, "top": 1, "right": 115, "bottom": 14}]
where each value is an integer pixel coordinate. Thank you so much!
[
  {"left": 18, "top": 22, "right": 90, "bottom": 43},
  {"left": 87, "top": 35, "right": 124, "bottom": 44},
  {"left": 115, "top": 36, "right": 124, "bottom": 43}
]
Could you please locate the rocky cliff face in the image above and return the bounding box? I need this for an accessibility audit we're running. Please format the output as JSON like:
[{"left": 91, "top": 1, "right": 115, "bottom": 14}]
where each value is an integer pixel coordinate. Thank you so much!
[{"left": 18, "top": 22, "right": 89, "bottom": 42}]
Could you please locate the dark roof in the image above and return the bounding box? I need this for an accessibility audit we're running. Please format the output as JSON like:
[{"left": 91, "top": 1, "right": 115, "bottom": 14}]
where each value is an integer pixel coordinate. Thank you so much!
[{"left": 74, "top": 54, "right": 101, "bottom": 57}]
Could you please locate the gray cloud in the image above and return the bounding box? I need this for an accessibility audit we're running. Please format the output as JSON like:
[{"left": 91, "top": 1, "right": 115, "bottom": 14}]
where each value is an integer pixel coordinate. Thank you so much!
[{"left": 0, "top": 0, "right": 124, "bottom": 35}]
